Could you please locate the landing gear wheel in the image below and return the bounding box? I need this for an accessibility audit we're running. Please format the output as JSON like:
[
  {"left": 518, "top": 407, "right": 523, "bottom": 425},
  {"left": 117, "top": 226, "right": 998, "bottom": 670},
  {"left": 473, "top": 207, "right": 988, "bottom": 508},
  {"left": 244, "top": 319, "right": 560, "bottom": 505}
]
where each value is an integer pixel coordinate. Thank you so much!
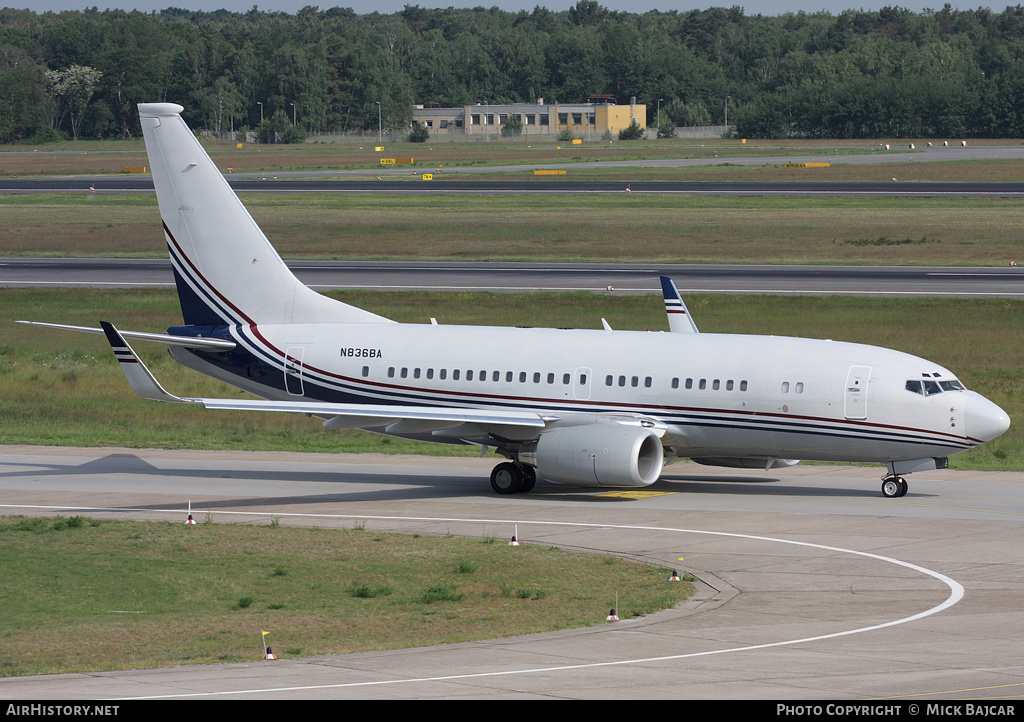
[
  {"left": 490, "top": 462, "right": 524, "bottom": 495},
  {"left": 881, "top": 476, "right": 907, "bottom": 498}
]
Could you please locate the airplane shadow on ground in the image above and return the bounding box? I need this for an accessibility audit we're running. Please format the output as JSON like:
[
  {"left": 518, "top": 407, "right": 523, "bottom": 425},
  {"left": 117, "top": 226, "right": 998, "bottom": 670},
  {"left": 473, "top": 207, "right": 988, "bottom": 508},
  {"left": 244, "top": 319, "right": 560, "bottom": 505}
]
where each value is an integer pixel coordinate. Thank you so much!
[{"left": 0, "top": 452, "right": 919, "bottom": 514}]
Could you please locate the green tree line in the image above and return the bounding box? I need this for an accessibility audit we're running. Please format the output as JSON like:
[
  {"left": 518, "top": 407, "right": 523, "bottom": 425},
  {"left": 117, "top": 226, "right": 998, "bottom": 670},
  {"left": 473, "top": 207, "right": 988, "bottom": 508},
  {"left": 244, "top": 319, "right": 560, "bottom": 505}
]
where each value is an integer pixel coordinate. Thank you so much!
[{"left": 3, "top": 1, "right": 1024, "bottom": 143}]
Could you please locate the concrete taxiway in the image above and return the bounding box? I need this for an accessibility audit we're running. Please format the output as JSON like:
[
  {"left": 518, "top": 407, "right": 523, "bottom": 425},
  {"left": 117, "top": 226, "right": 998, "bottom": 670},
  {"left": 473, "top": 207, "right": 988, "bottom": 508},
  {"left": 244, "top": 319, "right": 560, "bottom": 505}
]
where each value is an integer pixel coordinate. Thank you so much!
[{"left": 0, "top": 446, "right": 1021, "bottom": 699}]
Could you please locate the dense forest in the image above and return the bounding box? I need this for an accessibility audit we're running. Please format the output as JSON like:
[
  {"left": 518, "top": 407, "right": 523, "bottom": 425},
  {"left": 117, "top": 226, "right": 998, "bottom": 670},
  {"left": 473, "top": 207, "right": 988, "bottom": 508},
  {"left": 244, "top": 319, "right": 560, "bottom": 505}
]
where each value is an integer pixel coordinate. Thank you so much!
[{"left": 3, "top": 2, "right": 1024, "bottom": 143}]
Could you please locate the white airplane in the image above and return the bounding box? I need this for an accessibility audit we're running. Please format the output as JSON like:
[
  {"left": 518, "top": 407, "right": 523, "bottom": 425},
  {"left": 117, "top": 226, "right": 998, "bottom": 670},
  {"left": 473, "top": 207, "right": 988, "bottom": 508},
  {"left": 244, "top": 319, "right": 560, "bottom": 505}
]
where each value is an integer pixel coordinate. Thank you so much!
[{"left": 23, "top": 103, "right": 1010, "bottom": 499}]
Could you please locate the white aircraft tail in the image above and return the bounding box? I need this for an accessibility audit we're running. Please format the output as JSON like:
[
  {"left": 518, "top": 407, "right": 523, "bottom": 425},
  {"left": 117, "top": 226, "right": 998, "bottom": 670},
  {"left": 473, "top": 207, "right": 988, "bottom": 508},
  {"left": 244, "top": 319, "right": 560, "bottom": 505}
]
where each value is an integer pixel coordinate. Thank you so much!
[{"left": 138, "top": 103, "right": 392, "bottom": 328}]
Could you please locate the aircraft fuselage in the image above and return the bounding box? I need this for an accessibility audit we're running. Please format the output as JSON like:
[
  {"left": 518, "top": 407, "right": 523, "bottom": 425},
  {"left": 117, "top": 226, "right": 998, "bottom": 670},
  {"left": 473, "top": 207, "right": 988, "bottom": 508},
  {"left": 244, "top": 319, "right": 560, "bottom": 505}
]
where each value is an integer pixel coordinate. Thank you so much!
[{"left": 169, "top": 320, "right": 993, "bottom": 465}]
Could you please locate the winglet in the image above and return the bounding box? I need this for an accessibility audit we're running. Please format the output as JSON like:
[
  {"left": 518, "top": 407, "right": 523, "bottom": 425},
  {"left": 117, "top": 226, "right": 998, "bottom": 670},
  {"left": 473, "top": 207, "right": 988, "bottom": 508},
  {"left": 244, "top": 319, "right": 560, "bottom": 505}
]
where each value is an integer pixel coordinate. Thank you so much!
[
  {"left": 100, "top": 321, "right": 191, "bottom": 403},
  {"left": 660, "top": 276, "right": 698, "bottom": 333}
]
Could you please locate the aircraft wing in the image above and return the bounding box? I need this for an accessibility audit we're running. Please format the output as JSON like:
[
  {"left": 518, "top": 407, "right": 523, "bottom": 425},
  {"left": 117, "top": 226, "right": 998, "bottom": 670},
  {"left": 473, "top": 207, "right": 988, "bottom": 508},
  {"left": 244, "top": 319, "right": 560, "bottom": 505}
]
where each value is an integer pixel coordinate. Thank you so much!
[
  {"left": 659, "top": 276, "right": 699, "bottom": 333},
  {"left": 100, "top": 321, "right": 547, "bottom": 432},
  {"left": 17, "top": 320, "right": 236, "bottom": 352}
]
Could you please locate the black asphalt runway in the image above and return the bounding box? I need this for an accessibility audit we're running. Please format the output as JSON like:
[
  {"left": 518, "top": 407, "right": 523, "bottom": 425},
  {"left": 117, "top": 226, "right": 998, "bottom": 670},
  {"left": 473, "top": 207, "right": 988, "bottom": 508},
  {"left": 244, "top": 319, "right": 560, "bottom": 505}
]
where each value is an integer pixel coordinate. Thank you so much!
[
  {"left": 3, "top": 176, "right": 1024, "bottom": 197},
  {"left": 2, "top": 257, "right": 1023, "bottom": 297}
]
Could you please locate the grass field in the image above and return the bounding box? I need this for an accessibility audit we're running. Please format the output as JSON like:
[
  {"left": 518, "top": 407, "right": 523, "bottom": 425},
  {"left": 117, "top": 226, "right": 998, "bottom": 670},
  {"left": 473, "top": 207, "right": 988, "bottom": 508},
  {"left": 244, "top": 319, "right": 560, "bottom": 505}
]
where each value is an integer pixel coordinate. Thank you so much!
[
  {"left": 3, "top": 135, "right": 1022, "bottom": 179},
  {"left": 3, "top": 192, "right": 1024, "bottom": 266},
  {"left": 1, "top": 288, "right": 1020, "bottom": 470},
  {"left": 0, "top": 515, "right": 694, "bottom": 675}
]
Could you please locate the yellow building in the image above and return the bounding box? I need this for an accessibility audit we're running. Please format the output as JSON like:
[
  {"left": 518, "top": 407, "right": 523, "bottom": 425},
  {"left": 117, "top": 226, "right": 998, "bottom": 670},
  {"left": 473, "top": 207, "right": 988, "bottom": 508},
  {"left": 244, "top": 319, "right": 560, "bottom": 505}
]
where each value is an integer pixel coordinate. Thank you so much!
[{"left": 412, "top": 97, "right": 647, "bottom": 139}]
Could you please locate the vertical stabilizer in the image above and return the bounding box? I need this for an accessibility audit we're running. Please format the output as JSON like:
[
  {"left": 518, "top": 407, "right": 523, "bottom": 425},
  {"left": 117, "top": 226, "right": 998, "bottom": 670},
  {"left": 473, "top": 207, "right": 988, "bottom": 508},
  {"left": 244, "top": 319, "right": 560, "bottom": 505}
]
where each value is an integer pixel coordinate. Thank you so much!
[{"left": 137, "top": 103, "right": 392, "bottom": 327}]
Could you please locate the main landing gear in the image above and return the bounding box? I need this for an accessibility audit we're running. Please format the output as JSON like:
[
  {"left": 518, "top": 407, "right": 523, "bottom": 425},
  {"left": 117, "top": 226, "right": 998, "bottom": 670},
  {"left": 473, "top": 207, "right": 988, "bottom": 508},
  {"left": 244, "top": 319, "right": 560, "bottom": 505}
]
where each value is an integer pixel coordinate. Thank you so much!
[
  {"left": 881, "top": 475, "right": 909, "bottom": 498},
  {"left": 489, "top": 462, "right": 536, "bottom": 495}
]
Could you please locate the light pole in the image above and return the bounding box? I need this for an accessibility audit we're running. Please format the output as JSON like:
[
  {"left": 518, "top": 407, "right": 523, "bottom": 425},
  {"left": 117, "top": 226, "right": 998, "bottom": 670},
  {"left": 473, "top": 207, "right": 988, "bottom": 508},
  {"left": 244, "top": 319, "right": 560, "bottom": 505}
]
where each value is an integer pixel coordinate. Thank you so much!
[
  {"left": 257, "top": 101, "right": 263, "bottom": 123},
  {"left": 724, "top": 96, "right": 729, "bottom": 132},
  {"left": 657, "top": 98, "right": 663, "bottom": 133},
  {"left": 291, "top": 102, "right": 296, "bottom": 126},
  {"left": 376, "top": 101, "right": 381, "bottom": 144}
]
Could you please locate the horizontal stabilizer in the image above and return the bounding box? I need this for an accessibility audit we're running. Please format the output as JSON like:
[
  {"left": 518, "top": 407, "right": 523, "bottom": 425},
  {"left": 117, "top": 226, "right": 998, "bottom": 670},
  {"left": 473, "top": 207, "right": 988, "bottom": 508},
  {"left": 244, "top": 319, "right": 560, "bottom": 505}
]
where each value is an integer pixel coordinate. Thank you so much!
[{"left": 18, "top": 320, "right": 235, "bottom": 351}]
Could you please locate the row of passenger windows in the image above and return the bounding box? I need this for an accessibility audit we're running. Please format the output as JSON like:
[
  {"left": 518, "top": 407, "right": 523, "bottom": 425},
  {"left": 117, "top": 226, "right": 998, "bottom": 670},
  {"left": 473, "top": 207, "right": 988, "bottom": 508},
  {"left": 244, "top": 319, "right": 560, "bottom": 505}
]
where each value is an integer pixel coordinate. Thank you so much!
[
  {"left": 605, "top": 375, "right": 751, "bottom": 392},
  {"left": 666, "top": 377, "right": 749, "bottom": 392},
  {"left": 365, "top": 366, "right": 752, "bottom": 392},
  {"left": 373, "top": 366, "right": 581, "bottom": 385}
]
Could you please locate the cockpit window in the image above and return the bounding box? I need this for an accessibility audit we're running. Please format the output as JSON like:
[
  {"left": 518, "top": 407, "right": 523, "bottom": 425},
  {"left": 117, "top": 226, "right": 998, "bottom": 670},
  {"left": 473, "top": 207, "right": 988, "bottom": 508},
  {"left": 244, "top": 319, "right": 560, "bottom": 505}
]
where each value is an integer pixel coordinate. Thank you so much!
[
  {"left": 908, "top": 379, "right": 949, "bottom": 395},
  {"left": 909, "top": 377, "right": 965, "bottom": 395}
]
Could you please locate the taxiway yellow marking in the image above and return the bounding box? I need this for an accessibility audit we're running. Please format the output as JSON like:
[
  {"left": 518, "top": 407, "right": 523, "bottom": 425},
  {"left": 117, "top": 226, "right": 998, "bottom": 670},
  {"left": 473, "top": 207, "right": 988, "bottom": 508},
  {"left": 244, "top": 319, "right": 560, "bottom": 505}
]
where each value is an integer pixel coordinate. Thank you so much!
[{"left": 598, "top": 490, "right": 679, "bottom": 499}]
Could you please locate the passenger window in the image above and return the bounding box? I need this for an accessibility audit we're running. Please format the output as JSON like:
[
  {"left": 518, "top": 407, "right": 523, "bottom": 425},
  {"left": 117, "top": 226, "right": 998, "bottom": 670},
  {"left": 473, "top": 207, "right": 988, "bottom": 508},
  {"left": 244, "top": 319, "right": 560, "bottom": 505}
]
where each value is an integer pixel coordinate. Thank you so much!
[
  {"left": 782, "top": 381, "right": 790, "bottom": 393},
  {"left": 361, "top": 366, "right": 369, "bottom": 377},
  {"left": 644, "top": 377, "right": 652, "bottom": 388},
  {"left": 685, "top": 378, "right": 693, "bottom": 390},
  {"left": 726, "top": 380, "right": 734, "bottom": 391},
  {"left": 631, "top": 376, "right": 639, "bottom": 387},
  {"left": 563, "top": 373, "right": 571, "bottom": 385},
  {"left": 466, "top": 370, "right": 474, "bottom": 381},
  {"left": 520, "top": 372, "right": 527, "bottom": 383},
  {"left": 505, "top": 371, "right": 513, "bottom": 382},
  {"left": 606, "top": 375, "right": 614, "bottom": 386},
  {"left": 579, "top": 374, "right": 587, "bottom": 385},
  {"left": 439, "top": 369, "right": 447, "bottom": 380},
  {"left": 413, "top": 368, "right": 421, "bottom": 379},
  {"left": 795, "top": 382, "right": 804, "bottom": 394},
  {"left": 453, "top": 369, "right": 461, "bottom": 381},
  {"left": 672, "top": 378, "right": 679, "bottom": 389},
  {"left": 547, "top": 373, "right": 555, "bottom": 384},
  {"left": 400, "top": 367, "right": 408, "bottom": 379},
  {"left": 388, "top": 367, "right": 395, "bottom": 378},
  {"left": 427, "top": 368, "right": 434, "bottom": 380},
  {"left": 699, "top": 379, "right": 707, "bottom": 390},
  {"left": 740, "top": 380, "right": 748, "bottom": 391},
  {"left": 618, "top": 375, "right": 626, "bottom": 387},
  {"left": 494, "top": 371, "right": 501, "bottom": 382},
  {"left": 712, "top": 379, "right": 720, "bottom": 390},
  {"left": 533, "top": 372, "right": 541, "bottom": 384}
]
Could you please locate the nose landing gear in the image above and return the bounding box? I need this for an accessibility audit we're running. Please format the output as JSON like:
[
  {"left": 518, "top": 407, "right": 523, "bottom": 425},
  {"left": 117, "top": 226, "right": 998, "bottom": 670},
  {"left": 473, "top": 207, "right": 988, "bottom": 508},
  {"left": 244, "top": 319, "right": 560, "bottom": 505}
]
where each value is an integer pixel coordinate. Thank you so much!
[{"left": 881, "top": 475, "right": 908, "bottom": 498}]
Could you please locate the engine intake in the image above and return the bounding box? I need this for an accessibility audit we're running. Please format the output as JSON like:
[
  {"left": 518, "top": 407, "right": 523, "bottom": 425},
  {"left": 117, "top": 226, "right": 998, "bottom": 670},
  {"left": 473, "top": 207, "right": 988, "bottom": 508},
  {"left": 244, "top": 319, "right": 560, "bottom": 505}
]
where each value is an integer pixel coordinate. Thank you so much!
[{"left": 518, "top": 423, "right": 664, "bottom": 487}]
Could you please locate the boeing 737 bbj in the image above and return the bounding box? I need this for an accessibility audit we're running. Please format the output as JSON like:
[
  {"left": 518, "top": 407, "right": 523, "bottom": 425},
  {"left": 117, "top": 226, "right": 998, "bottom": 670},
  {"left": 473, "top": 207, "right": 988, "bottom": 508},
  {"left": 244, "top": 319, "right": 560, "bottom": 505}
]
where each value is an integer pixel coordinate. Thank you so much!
[{"left": 22, "top": 103, "right": 1010, "bottom": 498}]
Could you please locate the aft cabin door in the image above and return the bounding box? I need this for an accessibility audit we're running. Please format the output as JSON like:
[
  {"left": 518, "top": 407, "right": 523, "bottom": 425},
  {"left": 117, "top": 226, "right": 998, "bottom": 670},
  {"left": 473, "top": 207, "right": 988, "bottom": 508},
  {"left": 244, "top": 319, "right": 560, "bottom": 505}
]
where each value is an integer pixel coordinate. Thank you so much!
[
  {"left": 844, "top": 365, "right": 871, "bottom": 420},
  {"left": 284, "top": 346, "right": 305, "bottom": 396}
]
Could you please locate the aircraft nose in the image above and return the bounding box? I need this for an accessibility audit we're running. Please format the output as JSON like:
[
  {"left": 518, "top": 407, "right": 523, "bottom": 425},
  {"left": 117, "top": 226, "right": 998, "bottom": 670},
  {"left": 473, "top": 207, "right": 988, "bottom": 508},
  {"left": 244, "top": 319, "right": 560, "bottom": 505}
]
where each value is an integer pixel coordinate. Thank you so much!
[{"left": 965, "top": 394, "right": 1010, "bottom": 443}]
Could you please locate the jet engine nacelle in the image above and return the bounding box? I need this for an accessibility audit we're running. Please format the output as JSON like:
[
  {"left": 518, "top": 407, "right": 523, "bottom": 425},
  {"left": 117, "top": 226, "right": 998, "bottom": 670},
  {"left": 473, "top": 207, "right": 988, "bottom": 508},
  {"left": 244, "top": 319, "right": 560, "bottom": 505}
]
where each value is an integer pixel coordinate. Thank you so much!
[{"left": 519, "top": 423, "right": 664, "bottom": 487}]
